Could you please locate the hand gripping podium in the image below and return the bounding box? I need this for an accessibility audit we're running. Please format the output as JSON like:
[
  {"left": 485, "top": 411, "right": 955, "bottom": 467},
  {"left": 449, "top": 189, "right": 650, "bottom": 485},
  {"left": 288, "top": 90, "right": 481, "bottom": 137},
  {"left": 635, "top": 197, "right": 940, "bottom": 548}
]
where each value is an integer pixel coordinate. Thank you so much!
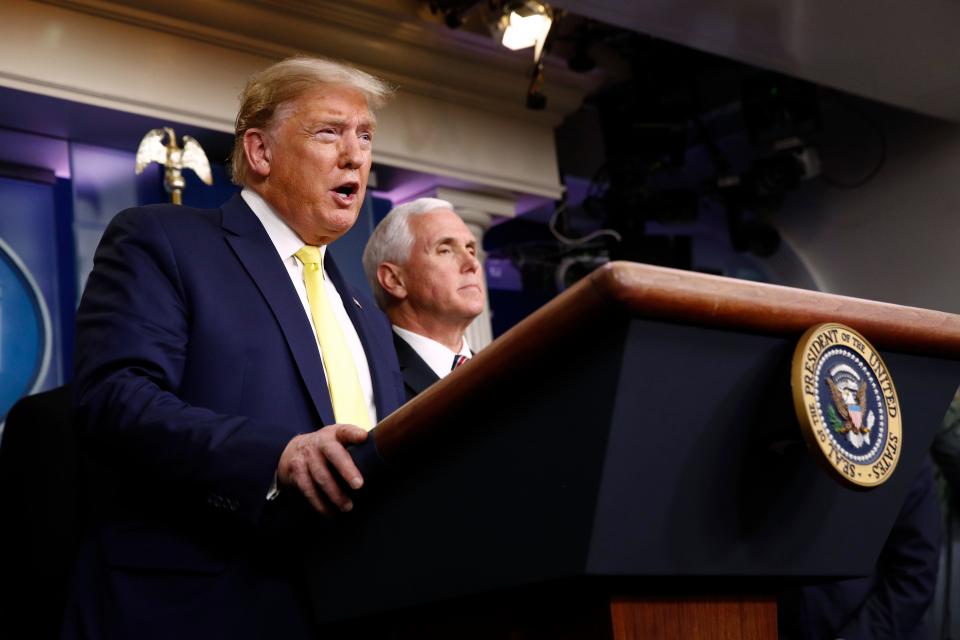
[{"left": 307, "top": 262, "right": 960, "bottom": 639}]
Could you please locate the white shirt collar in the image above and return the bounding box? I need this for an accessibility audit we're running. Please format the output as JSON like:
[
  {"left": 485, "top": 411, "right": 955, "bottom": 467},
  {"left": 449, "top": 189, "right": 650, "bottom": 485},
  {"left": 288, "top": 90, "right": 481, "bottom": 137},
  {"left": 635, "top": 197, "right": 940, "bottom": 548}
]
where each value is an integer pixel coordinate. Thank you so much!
[
  {"left": 241, "top": 187, "right": 326, "bottom": 262},
  {"left": 392, "top": 326, "right": 471, "bottom": 380}
]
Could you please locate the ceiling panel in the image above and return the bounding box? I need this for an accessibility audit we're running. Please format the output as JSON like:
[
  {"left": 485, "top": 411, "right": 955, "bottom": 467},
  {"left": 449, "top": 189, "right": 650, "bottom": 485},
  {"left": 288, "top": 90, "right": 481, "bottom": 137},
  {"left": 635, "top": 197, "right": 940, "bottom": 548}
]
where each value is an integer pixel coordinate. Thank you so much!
[{"left": 551, "top": 0, "right": 960, "bottom": 122}]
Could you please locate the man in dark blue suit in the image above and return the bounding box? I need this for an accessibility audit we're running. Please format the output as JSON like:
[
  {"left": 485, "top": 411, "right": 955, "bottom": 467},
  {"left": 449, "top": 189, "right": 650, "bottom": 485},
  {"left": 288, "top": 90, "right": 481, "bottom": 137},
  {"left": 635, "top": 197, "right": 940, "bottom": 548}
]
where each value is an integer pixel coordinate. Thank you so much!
[{"left": 64, "top": 57, "right": 405, "bottom": 639}]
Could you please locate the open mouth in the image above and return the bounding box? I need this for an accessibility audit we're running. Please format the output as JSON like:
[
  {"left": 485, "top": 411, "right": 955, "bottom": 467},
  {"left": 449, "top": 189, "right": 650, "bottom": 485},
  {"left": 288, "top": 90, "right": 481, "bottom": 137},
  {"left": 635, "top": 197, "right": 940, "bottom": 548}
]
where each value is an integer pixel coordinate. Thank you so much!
[{"left": 332, "top": 182, "right": 359, "bottom": 199}]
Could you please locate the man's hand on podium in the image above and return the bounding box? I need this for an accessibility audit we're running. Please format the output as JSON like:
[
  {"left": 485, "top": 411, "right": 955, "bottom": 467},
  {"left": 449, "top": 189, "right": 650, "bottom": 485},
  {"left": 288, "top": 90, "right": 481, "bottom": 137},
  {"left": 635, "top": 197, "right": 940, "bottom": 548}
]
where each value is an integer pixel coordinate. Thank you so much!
[{"left": 277, "top": 424, "right": 368, "bottom": 517}]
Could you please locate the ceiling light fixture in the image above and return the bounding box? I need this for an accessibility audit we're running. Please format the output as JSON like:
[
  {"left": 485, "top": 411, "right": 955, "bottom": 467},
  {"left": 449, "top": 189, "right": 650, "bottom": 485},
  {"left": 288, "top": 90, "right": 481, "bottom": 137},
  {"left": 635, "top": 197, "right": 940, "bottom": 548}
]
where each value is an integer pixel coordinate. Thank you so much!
[{"left": 493, "top": 1, "right": 554, "bottom": 61}]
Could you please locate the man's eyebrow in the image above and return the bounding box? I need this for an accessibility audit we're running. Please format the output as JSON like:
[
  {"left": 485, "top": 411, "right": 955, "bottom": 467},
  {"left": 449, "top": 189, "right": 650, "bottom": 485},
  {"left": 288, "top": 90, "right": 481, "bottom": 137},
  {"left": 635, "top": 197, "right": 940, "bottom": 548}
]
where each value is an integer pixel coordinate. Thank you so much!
[
  {"left": 436, "top": 236, "right": 476, "bottom": 248},
  {"left": 305, "top": 114, "right": 377, "bottom": 130}
]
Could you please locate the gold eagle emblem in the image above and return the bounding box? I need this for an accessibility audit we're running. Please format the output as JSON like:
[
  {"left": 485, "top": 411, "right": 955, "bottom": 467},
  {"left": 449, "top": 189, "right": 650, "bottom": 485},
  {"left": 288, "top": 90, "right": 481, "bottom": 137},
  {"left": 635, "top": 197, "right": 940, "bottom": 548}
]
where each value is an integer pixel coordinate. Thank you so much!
[
  {"left": 827, "top": 377, "right": 870, "bottom": 435},
  {"left": 135, "top": 127, "right": 212, "bottom": 204}
]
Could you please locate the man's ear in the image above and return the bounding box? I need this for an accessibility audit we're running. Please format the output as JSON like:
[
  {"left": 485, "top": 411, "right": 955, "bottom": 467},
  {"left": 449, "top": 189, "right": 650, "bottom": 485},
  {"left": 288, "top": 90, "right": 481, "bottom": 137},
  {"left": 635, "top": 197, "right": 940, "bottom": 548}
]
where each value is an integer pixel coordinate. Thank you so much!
[
  {"left": 242, "top": 129, "right": 271, "bottom": 178},
  {"left": 377, "top": 263, "right": 407, "bottom": 301}
]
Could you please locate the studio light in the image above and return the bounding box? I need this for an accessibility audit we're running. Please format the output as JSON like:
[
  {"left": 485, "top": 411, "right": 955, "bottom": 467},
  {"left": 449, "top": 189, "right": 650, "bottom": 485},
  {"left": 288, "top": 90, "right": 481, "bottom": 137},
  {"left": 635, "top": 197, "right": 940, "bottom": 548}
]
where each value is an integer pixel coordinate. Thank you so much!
[{"left": 494, "top": 1, "right": 554, "bottom": 61}]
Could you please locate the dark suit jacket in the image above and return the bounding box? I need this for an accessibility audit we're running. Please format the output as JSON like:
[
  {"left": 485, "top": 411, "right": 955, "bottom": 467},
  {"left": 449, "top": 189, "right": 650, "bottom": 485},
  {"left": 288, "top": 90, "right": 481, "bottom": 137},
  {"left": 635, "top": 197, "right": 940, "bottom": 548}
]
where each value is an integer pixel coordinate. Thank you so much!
[
  {"left": 64, "top": 194, "right": 405, "bottom": 640},
  {"left": 779, "top": 457, "right": 942, "bottom": 640},
  {"left": 0, "top": 386, "right": 78, "bottom": 640},
  {"left": 393, "top": 331, "right": 441, "bottom": 402}
]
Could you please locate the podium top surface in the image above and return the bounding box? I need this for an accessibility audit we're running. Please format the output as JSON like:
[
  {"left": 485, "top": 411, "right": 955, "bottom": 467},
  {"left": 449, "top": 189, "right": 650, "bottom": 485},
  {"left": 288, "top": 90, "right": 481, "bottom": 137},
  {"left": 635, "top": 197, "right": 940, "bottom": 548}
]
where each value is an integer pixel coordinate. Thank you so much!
[
  {"left": 590, "top": 261, "right": 960, "bottom": 357},
  {"left": 374, "top": 261, "right": 960, "bottom": 460}
]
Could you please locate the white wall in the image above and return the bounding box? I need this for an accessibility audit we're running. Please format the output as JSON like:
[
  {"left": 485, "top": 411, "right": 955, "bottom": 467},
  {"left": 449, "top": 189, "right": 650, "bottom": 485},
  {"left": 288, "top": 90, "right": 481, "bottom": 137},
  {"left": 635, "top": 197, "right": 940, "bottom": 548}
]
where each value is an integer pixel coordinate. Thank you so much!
[
  {"left": 770, "top": 99, "right": 960, "bottom": 314},
  {"left": 0, "top": 0, "right": 564, "bottom": 199}
]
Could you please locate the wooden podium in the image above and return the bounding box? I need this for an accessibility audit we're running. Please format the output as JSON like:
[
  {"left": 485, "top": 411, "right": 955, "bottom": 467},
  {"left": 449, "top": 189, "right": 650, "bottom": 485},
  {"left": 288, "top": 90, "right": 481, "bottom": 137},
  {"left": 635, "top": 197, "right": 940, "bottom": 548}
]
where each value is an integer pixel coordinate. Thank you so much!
[{"left": 307, "top": 262, "right": 960, "bottom": 639}]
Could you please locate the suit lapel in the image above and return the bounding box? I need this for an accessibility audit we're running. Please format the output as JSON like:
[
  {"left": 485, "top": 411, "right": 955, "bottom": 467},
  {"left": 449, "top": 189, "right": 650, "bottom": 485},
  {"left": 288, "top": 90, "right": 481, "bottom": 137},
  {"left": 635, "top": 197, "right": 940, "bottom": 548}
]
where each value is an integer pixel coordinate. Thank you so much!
[
  {"left": 393, "top": 332, "right": 440, "bottom": 399},
  {"left": 221, "top": 194, "right": 336, "bottom": 426}
]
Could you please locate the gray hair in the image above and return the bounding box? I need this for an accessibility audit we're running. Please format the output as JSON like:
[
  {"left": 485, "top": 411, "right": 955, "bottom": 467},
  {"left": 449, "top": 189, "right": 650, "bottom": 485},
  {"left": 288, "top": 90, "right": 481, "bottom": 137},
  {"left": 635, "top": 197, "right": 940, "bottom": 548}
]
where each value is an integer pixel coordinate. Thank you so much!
[
  {"left": 362, "top": 197, "right": 455, "bottom": 309},
  {"left": 231, "top": 56, "right": 394, "bottom": 185}
]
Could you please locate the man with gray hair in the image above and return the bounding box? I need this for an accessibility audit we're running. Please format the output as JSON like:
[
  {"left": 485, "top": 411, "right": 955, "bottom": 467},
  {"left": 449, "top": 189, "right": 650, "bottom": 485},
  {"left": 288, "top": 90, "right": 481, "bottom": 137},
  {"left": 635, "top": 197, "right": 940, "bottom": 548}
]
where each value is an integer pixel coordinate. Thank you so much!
[
  {"left": 363, "top": 198, "right": 485, "bottom": 400},
  {"left": 65, "top": 56, "right": 405, "bottom": 638}
]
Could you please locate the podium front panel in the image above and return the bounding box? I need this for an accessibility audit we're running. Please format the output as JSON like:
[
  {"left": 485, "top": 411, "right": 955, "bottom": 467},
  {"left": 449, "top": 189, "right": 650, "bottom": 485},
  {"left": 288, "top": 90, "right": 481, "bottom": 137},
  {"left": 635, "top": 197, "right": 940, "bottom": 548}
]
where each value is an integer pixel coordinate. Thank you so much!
[
  {"left": 586, "top": 317, "right": 960, "bottom": 577},
  {"left": 306, "top": 312, "right": 960, "bottom": 623}
]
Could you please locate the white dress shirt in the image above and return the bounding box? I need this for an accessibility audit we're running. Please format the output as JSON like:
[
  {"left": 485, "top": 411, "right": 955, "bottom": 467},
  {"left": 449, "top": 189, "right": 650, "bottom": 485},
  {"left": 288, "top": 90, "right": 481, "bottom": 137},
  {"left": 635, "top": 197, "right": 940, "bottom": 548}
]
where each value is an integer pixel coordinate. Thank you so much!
[
  {"left": 241, "top": 188, "right": 377, "bottom": 425},
  {"left": 392, "top": 325, "right": 472, "bottom": 380}
]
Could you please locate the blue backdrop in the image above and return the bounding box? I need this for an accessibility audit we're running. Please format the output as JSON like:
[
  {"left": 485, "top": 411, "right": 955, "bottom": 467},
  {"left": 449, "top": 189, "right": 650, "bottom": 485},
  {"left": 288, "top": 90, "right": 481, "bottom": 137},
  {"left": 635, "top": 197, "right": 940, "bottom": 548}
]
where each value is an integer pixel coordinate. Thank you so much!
[{"left": 0, "top": 175, "right": 65, "bottom": 423}]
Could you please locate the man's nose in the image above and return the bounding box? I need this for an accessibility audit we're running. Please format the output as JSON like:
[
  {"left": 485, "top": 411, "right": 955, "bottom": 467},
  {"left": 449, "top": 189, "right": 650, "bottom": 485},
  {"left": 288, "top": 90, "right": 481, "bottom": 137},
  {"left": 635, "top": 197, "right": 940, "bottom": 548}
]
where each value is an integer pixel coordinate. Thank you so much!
[
  {"left": 462, "top": 250, "right": 481, "bottom": 271},
  {"left": 339, "top": 135, "right": 364, "bottom": 168}
]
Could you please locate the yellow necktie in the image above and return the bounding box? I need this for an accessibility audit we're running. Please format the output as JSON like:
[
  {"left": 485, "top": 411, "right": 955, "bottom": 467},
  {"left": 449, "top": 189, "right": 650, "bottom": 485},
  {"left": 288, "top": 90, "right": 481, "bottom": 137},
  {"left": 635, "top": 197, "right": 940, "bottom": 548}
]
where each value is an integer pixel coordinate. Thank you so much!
[{"left": 295, "top": 245, "right": 371, "bottom": 431}]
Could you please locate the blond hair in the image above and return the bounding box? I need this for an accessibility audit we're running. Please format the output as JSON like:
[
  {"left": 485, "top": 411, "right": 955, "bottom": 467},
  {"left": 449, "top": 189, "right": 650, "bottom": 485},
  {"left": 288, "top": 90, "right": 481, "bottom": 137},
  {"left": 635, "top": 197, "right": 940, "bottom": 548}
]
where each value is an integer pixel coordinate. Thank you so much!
[{"left": 231, "top": 56, "right": 393, "bottom": 185}]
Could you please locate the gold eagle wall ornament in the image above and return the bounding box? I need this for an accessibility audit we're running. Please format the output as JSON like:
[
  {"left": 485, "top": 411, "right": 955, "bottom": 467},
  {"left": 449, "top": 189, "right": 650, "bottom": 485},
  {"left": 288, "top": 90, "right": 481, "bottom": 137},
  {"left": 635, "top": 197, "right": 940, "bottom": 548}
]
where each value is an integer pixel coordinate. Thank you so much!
[{"left": 135, "top": 127, "right": 213, "bottom": 205}]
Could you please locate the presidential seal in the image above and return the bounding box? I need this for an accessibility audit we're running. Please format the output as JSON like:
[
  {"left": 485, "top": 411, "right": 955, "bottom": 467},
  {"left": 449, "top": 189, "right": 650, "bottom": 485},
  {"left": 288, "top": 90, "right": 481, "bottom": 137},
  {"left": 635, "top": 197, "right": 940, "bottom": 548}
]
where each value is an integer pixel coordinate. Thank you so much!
[
  {"left": 791, "top": 323, "right": 901, "bottom": 488},
  {"left": 0, "top": 236, "right": 51, "bottom": 427}
]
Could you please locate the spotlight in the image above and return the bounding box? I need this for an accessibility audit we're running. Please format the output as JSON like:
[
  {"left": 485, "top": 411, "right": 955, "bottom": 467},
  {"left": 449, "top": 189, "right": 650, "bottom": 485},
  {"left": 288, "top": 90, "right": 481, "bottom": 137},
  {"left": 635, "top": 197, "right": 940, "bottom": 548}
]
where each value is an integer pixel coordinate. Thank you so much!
[{"left": 492, "top": 1, "right": 554, "bottom": 61}]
